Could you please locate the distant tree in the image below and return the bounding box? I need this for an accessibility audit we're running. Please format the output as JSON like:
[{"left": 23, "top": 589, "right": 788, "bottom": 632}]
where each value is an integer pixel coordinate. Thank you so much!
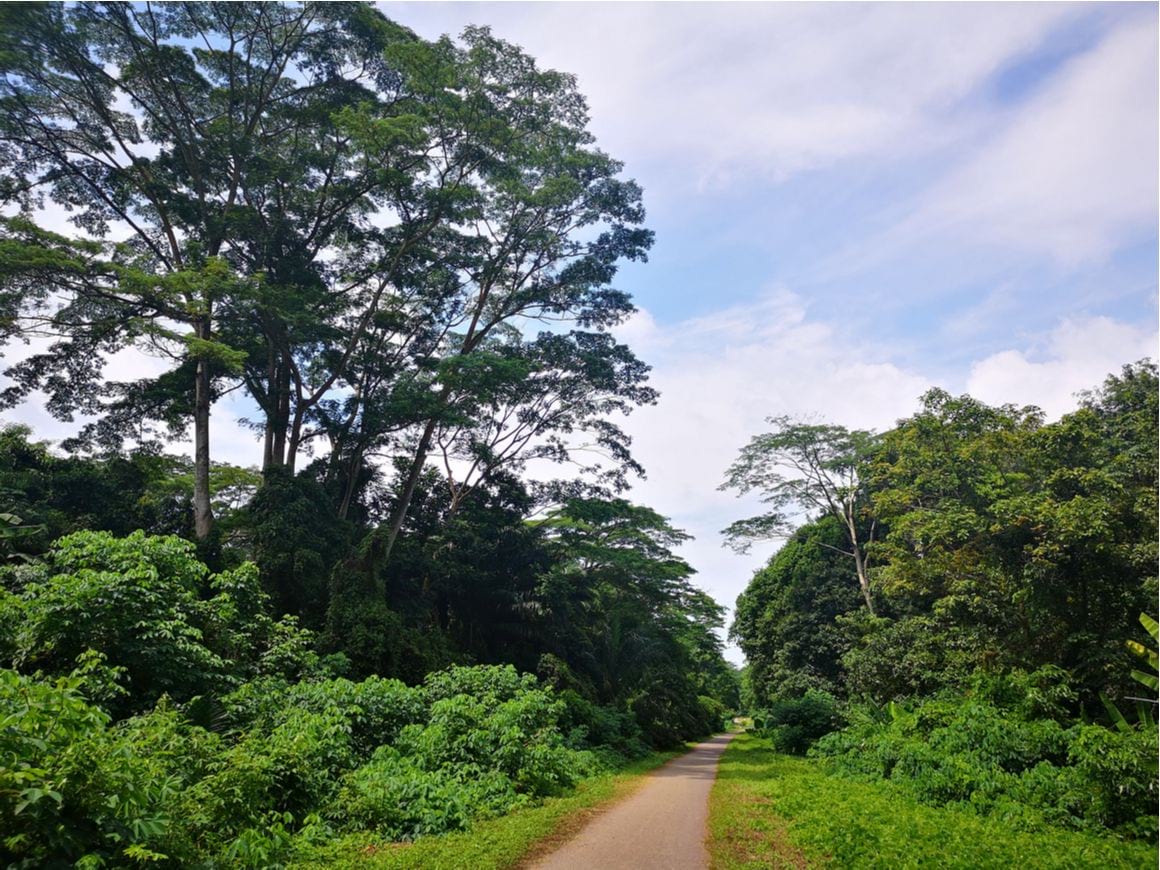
[
  {"left": 534, "top": 498, "right": 727, "bottom": 744},
  {"left": 722, "top": 417, "right": 880, "bottom": 613},
  {"left": 731, "top": 515, "right": 864, "bottom": 705}
]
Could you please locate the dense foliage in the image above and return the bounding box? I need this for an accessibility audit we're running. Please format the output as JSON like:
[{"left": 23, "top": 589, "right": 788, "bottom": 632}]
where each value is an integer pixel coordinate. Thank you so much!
[
  {"left": 0, "top": 4, "right": 738, "bottom": 864},
  {"left": 709, "top": 733, "right": 1156, "bottom": 870},
  {"left": 729, "top": 362, "right": 1159, "bottom": 844},
  {"left": 0, "top": 515, "right": 732, "bottom": 864}
]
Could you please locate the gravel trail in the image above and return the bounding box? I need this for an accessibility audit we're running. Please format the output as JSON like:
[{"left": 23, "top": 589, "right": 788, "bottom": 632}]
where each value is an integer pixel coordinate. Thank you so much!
[{"left": 530, "top": 733, "right": 736, "bottom": 870}]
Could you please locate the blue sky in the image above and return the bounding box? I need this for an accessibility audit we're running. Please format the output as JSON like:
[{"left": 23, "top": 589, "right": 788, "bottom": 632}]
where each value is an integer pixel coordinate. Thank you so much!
[
  {"left": 3, "top": 3, "right": 1157, "bottom": 663},
  {"left": 377, "top": 2, "right": 1158, "bottom": 660}
]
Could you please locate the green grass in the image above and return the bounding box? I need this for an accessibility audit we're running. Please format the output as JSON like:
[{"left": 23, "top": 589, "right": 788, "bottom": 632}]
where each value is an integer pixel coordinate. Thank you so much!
[
  {"left": 708, "top": 732, "right": 1155, "bottom": 870},
  {"left": 291, "top": 749, "right": 683, "bottom": 869}
]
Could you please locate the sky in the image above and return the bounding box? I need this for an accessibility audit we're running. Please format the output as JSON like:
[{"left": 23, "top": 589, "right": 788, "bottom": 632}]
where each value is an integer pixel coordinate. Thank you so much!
[{"left": 4, "top": 3, "right": 1158, "bottom": 664}]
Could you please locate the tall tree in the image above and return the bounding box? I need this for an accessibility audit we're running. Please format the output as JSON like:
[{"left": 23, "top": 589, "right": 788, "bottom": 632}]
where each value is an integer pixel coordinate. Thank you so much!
[
  {"left": 376, "top": 27, "right": 653, "bottom": 560},
  {"left": 722, "top": 417, "right": 880, "bottom": 613},
  {"left": 0, "top": 2, "right": 440, "bottom": 537},
  {"left": 1, "top": 9, "right": 653, "bottom": 546}
]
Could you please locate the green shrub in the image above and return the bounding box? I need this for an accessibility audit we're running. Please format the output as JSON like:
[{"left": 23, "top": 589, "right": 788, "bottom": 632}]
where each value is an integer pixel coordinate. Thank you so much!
[
  {"left": 0, "top": 666, "right": 177, "bottom": 867},
  {"left": 399, "top": 684, "right": 589, "bottom": 798},
  {"left": 1064, "top": 724, "right": 1159, "bottom": 839},
  {"left": 1, "top": 531, "right": 321, "bottom": 713},
  {"left": 558, "top": 690, "right": 647, "bottom": 761},
  {"left": 756, "top": 690, "right": 840, "bottom": 754},
  {"left": 423, "top": 663, "right": 535, "bottom": 705},
  {"left": 812, "top": 689, "right": 1159, "bottom": 840},
  {"left": 628, "top": 668, "right": 724, "bottom": 748},
  {"left": 332, "top": 747, "right": 474, "bottom": 839},
  {"left": 223, "top": 675, "right": 427, "bottom": 760}
]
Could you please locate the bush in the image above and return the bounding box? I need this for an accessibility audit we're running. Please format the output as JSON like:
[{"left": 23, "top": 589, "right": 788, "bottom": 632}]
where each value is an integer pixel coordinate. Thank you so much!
[
  {"left": 0, "top": 666, "right": 178, "bottom": 867},
  {"left": 223, "top": 675, "right": 427, "bottom": 759},
  {"left": 1, "top": 531, "right": 321, "bottom": 714},
  {"left": 812, "top": 687, "right": 1159, "bottom": 840},
  {"left": 629, "top": 667, "right": 724, "bottom": 749},
  {"left": 400, "top": 671, "right": 590, "bottom": 798},
  {"left": 557, "top": 690, "right": 648, "bottom": 761},
  {"left": 332, "top": 748, "right": 475, "bottom": 839},
  {"left": 2, "top": 640, "right": 647, "bottom": 864},
  {"left": 755, "top": 690, "right": 840, "bottom": 754}
]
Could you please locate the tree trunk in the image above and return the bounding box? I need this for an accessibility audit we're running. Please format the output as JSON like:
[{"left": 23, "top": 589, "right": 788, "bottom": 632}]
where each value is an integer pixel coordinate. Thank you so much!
[
  {"left": 271, "top": 360, "right": 291, "bottom": 469},
  {"left": 193, "top": 316, "right": 214, "bottom": 540},
  {"left": 262, "top": 343, "right": 277, "bottom": 471},
  {"left": 850, "top": 528, "right": 875, "bottom": 615},
  {"left": 381, "top": 416, "right": 439, "bottom": 560}
]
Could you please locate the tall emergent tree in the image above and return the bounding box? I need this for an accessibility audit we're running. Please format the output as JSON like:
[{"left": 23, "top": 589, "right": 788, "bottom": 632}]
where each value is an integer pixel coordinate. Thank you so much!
[
  {"left": 721, "top": 417, "right": 879, "bottom": 613},
  {"left": 0, "top": 1, "right": 432, "bottom": 538},
  {"left": 0, "top": 4, "right": 654, "bottom": 551}
]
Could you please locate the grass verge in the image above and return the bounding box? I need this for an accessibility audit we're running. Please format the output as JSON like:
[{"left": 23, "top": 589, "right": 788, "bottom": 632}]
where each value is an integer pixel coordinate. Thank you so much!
[
  {"left": 292, "top": 748, "right": 684, "bottom": 869},
  {"left": 708, "top": 732, "right": 1155, "bottom": 870}
]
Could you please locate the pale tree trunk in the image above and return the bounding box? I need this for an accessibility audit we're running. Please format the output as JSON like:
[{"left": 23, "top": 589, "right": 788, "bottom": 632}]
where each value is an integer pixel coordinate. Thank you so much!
[
  {"left": 192, "top": 315, "right": 214, "bottom": 540},
  {"left": 851, "top": 535, "right": 875, "bottom": 615},
  {"left": 829, "top": 476, "right": 876, "bottom": 615}
]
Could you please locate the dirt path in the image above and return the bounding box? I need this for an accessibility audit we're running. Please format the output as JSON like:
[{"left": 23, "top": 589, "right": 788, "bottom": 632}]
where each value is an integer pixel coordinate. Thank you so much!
[{"left": 529, "top": 733, "right": 735, "bottom": 870}]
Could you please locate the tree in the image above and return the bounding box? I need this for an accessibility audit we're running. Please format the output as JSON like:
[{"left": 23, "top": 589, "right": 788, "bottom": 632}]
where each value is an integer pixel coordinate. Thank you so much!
[
  {"left": 731, "top": 515, "right": 864, "bottom": 706},
  {"left": 533, "top": 498, "right": 729, "bottom": 744},
  {"left": 1, "top": 8, "right": 654, "bottom": 548},
  {"left": 375, "top": 27, "right": 653, "bottom": 561},
  {"left": 431, "top": 330, "right": 656, "bottom": 517},
  {"left": 721, "top": 417, "right": 880, "bottom": 613},
  {"left": 865, "top": 368, "right": 1158, "bottom": 702},
  {"left": 0, "top": 2, "right": 448, "bottom": 537}
]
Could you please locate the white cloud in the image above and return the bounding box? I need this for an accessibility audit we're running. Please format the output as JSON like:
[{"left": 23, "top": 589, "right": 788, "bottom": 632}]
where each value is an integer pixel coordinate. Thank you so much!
[
  {"left": 385, "top": 2, "right": 1079, "bottom": 188},
  {"left": 966, "top": 316, "right": 1158, "bottom": 418},
  {"left": 900, "top": 19, "right": 1159, "bottom": 266}
]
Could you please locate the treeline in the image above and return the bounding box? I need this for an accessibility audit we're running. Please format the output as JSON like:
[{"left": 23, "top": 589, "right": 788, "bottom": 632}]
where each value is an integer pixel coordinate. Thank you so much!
[
  {"left": 0, "top": 473, "right": 735, "bottom": 865},
  {"left": 0, "top": 3, "right": 737, "bottom": 865},
  {"left": 728, "top": 362, "right": 1158, "bottom": 842}
]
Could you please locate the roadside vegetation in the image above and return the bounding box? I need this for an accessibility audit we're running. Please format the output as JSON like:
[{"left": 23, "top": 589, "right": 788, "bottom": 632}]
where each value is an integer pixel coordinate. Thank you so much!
[
  {"left": 725, "top": 362, "right": 1159, "bottom": 861},
  {"left": 709, "top": 732, "right": 1156, "bottom": 870},
  {"left": 294, "top": 747, "right": 682, "bottom": 868},
  {"left": 0, "top": 4, "right": 737, "bottom": 865}
]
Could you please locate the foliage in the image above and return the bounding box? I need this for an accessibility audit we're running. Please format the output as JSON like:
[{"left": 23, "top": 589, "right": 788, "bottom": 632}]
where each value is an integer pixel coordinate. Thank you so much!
[
  {"left": 708, "top": 732, "right": 1155, "bottom": 870},
  {"left": 728, "top": 363, "right": 1159, "bottom": 848},
  {"left": 812, "top": 676, "right": 1159, "bottom": 840},
  {"left": 753, "top": 690, "right": 840, "bottom": 755},
  {"left": 535, "top": 498, "right": 732, "bottom": 747},
  {"left": 294, "top": 749, "right": 680, "bottom": 869},
  {"left": 400, "top": 665, "right": 592, "bottom": 800},
  {"left": 732, "top": 516, "right": 863, "bottom": 705},
  {"left": 721, "top": 417, "right": 880, "bottom": 612},
  {"left": 246, "top": 467, "right": 355, "bottom": 630},
  {"left": 0, "top": 3, "right": 834, "bottom": 863},
  {"left": 0, "top": 3, "right": 656, "bottom": 547},
  {"left": 0, "top": 664, "right": 179, "bottom": 867},
  {"left": 0, "top": 530, "right": 316, "bottom": 712},
  {"left": 333, "top": 748, "right": 477, "bottom": 840},
  {"left": 732, "top": 362, "right": 1158, "bottom": 714}
]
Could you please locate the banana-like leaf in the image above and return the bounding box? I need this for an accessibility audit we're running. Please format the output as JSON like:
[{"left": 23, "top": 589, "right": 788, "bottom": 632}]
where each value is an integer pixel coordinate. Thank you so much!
[
  {"left": 1140, "top": 612, "right": 1159, "bottom": 642},
  {"left": 1134, "top": 701, "right": 1156, "bottom": 729},
  {"left": 1100, "top": 693, "right": 1132, "bottom": 734},
  {"left": 1125, "top": 641, "right": 1159, "bottom": 671},
  {"left": 1129, "top": 669, "right": 1159, "bottom": 692}
]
